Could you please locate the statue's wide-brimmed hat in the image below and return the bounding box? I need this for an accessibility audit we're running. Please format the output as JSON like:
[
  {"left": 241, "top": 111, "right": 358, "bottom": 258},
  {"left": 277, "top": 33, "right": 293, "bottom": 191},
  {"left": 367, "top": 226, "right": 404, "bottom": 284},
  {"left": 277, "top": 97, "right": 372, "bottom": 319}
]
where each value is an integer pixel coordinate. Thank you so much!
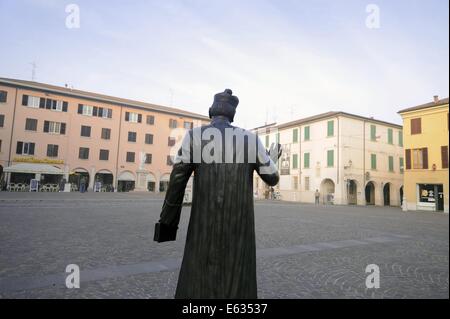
[{"left": 209, "top": 89, "right": 239, "bottom": 122}]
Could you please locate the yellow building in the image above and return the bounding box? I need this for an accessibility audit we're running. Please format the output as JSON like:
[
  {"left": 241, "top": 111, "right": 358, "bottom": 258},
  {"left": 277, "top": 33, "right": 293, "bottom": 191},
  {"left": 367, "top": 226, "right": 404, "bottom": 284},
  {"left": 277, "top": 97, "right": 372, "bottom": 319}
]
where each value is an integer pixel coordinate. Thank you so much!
[{"left": 398, "top": 96, "right": 449, "bottom": 213}]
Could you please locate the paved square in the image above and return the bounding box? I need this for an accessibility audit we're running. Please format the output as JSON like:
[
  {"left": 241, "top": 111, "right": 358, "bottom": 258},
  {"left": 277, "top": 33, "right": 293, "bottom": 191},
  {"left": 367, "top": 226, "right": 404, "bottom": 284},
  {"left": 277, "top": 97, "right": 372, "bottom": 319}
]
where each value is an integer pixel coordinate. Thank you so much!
[{"left": 0, "top": 192, "right": 448, "bottom": 298}]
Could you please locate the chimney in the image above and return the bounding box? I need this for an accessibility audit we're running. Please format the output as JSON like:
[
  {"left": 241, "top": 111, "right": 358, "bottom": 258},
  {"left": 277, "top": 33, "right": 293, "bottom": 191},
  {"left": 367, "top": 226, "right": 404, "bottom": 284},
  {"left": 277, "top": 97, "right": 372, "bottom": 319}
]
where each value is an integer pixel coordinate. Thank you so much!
[{"left": 433, "top": 95, "right": 439, "bottom": 103}]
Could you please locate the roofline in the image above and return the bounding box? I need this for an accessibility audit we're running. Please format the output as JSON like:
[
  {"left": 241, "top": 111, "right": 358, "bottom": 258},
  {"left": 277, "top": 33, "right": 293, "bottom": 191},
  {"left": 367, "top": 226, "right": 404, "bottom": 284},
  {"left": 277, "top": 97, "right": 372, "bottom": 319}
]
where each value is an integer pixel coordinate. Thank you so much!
[
  {"left": 0, "top": 78, "right": 210, "bottom": 121},
  {"left": 274, "top": 111, "right": 402, "bottom": 130},
  {"left": 249, "top": 122, "right": 277, "bottom": 131},
  {"left": 398, "top": 98, "right": 449, "bottom": 114}
]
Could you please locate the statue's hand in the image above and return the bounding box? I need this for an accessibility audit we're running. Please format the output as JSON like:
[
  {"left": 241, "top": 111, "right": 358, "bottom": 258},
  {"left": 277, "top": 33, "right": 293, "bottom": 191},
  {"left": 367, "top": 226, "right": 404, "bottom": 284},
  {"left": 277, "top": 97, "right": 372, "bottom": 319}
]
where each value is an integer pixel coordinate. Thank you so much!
[{"left": 267, "top": 143, "right": 282, "bottom": 164}]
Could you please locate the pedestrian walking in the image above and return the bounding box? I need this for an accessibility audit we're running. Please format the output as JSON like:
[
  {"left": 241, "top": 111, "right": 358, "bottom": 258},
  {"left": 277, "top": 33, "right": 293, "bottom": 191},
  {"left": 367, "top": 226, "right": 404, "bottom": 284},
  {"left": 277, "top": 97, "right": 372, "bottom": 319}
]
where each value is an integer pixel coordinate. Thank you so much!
[{"left": 315, "top": 189, "right": 320, "bottom": 205}]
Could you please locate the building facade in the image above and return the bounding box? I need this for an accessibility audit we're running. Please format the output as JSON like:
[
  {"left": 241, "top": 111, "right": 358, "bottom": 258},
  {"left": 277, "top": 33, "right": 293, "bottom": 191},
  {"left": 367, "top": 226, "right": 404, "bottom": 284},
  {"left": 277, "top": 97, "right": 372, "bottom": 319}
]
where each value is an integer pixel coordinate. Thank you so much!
[
  {"left": 398, "top": 96, "right": 449, "bottom": 213},
  {"left": 0, "top": 78, "right": 209, "bottom": 192},
  {"left": 253, "top": 112, "right": 404, "bottom": 206}
]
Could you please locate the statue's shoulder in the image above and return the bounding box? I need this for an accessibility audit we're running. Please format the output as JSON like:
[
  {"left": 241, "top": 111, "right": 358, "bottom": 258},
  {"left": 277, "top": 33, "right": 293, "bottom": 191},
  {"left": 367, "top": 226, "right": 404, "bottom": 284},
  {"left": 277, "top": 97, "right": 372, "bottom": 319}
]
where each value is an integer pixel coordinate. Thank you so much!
[{"left": 233, "top": 126, "right": 258, "bottom": 138}]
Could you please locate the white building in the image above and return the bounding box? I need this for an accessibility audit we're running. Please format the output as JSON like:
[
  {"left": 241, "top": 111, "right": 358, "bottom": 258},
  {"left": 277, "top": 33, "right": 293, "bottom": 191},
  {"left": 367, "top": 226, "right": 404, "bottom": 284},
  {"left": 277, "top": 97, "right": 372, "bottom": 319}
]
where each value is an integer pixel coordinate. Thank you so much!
[{"left": 253, "top": 112, "right": 404, "bottom": 206}]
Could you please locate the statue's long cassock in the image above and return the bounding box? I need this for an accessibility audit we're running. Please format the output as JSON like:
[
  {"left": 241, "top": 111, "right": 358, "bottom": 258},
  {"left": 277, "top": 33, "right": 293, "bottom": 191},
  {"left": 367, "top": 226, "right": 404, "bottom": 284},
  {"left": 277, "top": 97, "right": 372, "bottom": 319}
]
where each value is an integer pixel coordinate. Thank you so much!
[{"left": 158, "top": 90, "right": 280, "bottom": 299}]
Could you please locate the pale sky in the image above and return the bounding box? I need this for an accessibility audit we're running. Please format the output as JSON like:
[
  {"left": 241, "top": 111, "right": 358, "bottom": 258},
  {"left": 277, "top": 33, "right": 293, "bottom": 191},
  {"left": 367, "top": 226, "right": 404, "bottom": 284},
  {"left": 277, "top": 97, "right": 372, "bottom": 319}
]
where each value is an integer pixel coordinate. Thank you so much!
[{"left": 0, "top": 0, "right": 448, "bottom": 128}]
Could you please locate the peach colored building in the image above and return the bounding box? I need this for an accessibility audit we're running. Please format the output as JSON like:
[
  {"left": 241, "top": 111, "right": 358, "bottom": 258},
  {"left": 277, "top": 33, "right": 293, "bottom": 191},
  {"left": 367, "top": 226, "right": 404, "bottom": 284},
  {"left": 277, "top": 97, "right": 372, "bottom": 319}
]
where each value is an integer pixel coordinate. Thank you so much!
[{"left": 0, "top": 78, "right": 209, "bottom": 192}]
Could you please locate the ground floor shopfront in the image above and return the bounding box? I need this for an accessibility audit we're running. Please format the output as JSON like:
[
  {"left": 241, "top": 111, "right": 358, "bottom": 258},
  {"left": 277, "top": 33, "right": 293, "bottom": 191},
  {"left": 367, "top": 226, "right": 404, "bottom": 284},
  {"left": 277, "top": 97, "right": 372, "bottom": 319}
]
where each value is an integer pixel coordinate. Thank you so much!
[
  {"left": 0, "top": 163, "right": 173, "bottom": 193},
  {"left": 403, "top": 170, "right": 449, "bottom": 213}
]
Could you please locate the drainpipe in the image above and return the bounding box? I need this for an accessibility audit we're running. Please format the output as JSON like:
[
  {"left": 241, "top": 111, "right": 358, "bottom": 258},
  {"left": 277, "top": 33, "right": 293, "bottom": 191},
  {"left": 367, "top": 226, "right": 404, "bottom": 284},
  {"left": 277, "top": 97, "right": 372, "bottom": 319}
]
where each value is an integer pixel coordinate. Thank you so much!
[
  {"left": 7, "top": 88, "right": 19, "bottom": 167},
  {"left": 363, "top": 120, "right": 366, "bottom": 204},
  {"left": 299, "top": 125, "right": 302, "bottom": 199},
  {"left": 114, "top": 105, "right": 123, "bottom": 192},
  {"left": 337, "top": 117, "right": 340, "bottom": 183}
]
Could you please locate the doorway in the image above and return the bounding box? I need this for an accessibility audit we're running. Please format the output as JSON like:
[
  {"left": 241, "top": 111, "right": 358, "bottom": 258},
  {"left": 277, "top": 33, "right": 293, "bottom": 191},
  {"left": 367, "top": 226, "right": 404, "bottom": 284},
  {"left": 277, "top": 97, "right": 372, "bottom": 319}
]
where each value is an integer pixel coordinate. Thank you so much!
[
  {"left": 347, "top": 180, "right": 357, "bottom": 205},
  {"left": 365, "top": 182, "right": 375, "bottom": 205},
  {"left": 383, "top": 183, "right": 391, "bottom": 206}
]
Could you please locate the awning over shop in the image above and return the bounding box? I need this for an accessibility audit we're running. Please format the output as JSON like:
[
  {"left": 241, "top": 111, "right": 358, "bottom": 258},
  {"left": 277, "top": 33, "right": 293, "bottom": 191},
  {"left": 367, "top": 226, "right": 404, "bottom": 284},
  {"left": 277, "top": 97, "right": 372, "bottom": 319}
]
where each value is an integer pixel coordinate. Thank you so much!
[
  {"left": 3, "top": 163, "right": 64, "bottom": 175},
  {"left": 118, "top": 171, "right": 135, "bottom": 181}
]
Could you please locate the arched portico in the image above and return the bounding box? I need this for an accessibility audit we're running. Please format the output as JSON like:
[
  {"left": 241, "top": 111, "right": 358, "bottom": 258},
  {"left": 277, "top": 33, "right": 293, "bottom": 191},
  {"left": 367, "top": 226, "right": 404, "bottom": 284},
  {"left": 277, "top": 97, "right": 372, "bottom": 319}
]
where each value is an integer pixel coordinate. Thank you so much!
[{"left": 320, "top": 178, "right": 335, "bottom": 204}]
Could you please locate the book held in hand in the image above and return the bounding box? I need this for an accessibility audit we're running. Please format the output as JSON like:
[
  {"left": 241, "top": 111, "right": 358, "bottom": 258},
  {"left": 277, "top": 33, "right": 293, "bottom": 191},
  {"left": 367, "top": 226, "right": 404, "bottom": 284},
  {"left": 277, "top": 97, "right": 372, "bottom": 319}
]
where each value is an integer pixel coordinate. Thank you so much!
[{"left": 154, "top": 222, "right": 178, "bottom": 242}]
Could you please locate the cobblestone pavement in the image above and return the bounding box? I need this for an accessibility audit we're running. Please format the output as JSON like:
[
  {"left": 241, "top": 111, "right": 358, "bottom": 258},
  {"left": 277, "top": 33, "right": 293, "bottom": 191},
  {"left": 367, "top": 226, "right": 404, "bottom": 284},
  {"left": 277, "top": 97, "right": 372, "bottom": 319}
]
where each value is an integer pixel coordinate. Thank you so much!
[{"left": 0, "top": 192, "right": 448, "bottom": 298}]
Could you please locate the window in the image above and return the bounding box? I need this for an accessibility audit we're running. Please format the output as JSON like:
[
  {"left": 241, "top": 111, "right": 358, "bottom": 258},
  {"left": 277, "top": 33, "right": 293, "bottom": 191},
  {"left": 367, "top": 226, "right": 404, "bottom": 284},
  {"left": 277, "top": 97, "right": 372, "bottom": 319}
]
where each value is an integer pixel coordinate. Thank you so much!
[
  {"left": 327, "top": 150, "right": 334, "bottom": 167},
  {"left": 292, "top": 176, "right": 298, "bottom": 190},
  {"left": 265, "top": 135, "right": 269, "bottom": 148},
  {"left": 304, "top": 152, "right": 310, "bottom": 168},
  {"left": 128, "top": 131, "right": 137, "bottom": 142},
  {"left": 168, "top": 137, "right": 176, "bottom": 147},
  {"left": 304, "top": 176, "right": 310, "bottom": 191},
  {"left": 46, "top": 144, "right": 59, "bottom": 157},
  {"left": 40, "top": 98, "right": 68, "bottom": 112},
  {"left": 411, "top": 118, "right": 421, "bottom": 134},
  {"left": 126, "top": 152, "right": 135, "bottom": 162},
  {"left": 387, "top": 128, "right": 393, "bottom": 144},
  {"left": 442, "top": 146, "right": 449, "bottom": 169},
  {"left": 22, "top": 95, "right": 40, "bottom": 108},
  {"left": 412, "top": 149, "right": 423, "bottom": 169},
  {"left": 44, "top": 121, "right": 65, "bottom": 134},
  {"left": 80, "top": 125, "right": 91, "bottom": 137},
  {"left": 99, "top": 149, "right": 109, "bottom": 161},
  {"left": 371, "top": 154, "right": 377, "bottom": 170},
  {"left": 327, "top": 120, "right": 334, "bottom": 137},
  {"left": 147, "top": 115, "right": 155, "bottom": 125},
  {"left": 412, "top": 148, "right": 428, "bottom": 169},
  {"left": 0, "top": 114, "right": 4, "bottom": 127},
  {"left": 169, "top": 119, "right": 178, "bottom": 128},
  {"left": 145, "top": 153, "right": 152, "bottom": 164},
  {"left": 0, "top": 140, "right": 2, "bottom": 152},
  {"left": 304, "top": 126, "right": 310, "bottom": 141},
  {"left": 388, "top": 156, "right": 394, "bottom": 172},
  {"left": 79, "top": 147, "right": 89, "bottom": 159},
  {"left": 125, "top": 112, "right": 142, "bottom": 123},
  {"left": 101, "top": 128, "right": 111, "bottom": 140},
  {"left": 82, "top": 105, "right": 93, "bottom": 116},
  {"left": 98, "top": 107, "right": 112, "bottom": 118},
  {"left": 78, "top": 104, "right": 111, "bottom": 118},
  {"left": 399, "top": 157, "right": 404, "bottom": 173},
  {"left": 398, "top": 131, "right": 403, "bottom": 146},
  {"left": 145, "top": 133, "right": 153, "bottom": 145},
  {"left": 292, "top": 154, "right": 298, "bottom": 169},
  {"left": 25, "top": 118, "right": 38, "bottom": 131},
  {"left": 16, "top": 142, "right": 35, "bottom": 155},
  {"left": 405, "top": 149, "right": 411, "bottom": 170},
  {"left": 0, "top": 90, "right": 7, "bottom": 103},
  {"left": 184, "top": 121, "right": 193, "bottom": 129},
  {"left": 167, "top": 155, "right": 173, "bottom": 165},
  {"left": 293, "top": 128, "right": 298, "bottom": 143},
  {"left": 370, "top": 125, "right": 377, "bottom": 141}
]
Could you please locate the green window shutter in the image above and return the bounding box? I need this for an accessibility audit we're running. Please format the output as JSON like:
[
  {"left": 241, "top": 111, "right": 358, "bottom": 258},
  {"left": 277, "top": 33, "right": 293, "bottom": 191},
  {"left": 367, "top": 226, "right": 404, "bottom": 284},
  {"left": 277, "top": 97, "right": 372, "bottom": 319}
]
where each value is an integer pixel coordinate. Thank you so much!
[
  {"left": 370, "top": 125, "right": 376, "bottom": 141},
  {"left": 265, "top": 135, "right": 269, "bottom": 148},
  {"left": 389, "top": 156, "right": 394, "bottom": 172},
  {"left": 399, "top": 157, "right": 404, "bottom": 173},
  {"left": 304, "top": 152, "right": 310, "bottom": 168},
  {"left": 304, "top": 126, "right": 310, "bottom": 140},
  {"left": 398, "top": 131, "right": 403, "bottom": 146},
  {"left": 327, "top": 150, "right": 334, "bottom": 167},
  {"left": 371, "top": 154, "right": 377, "bottom": 170},
  {"left": 292, "top": 154, "right": 298, "bottom": 169},
  {"left": 327, "top": 121, "right": 334, "bottom": 137},
  {"left": 293, "top": 128, "right": 298, "bottom": 143},
  {"left": 388, "top": 129, "right": 393, "bottom": 144}
]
